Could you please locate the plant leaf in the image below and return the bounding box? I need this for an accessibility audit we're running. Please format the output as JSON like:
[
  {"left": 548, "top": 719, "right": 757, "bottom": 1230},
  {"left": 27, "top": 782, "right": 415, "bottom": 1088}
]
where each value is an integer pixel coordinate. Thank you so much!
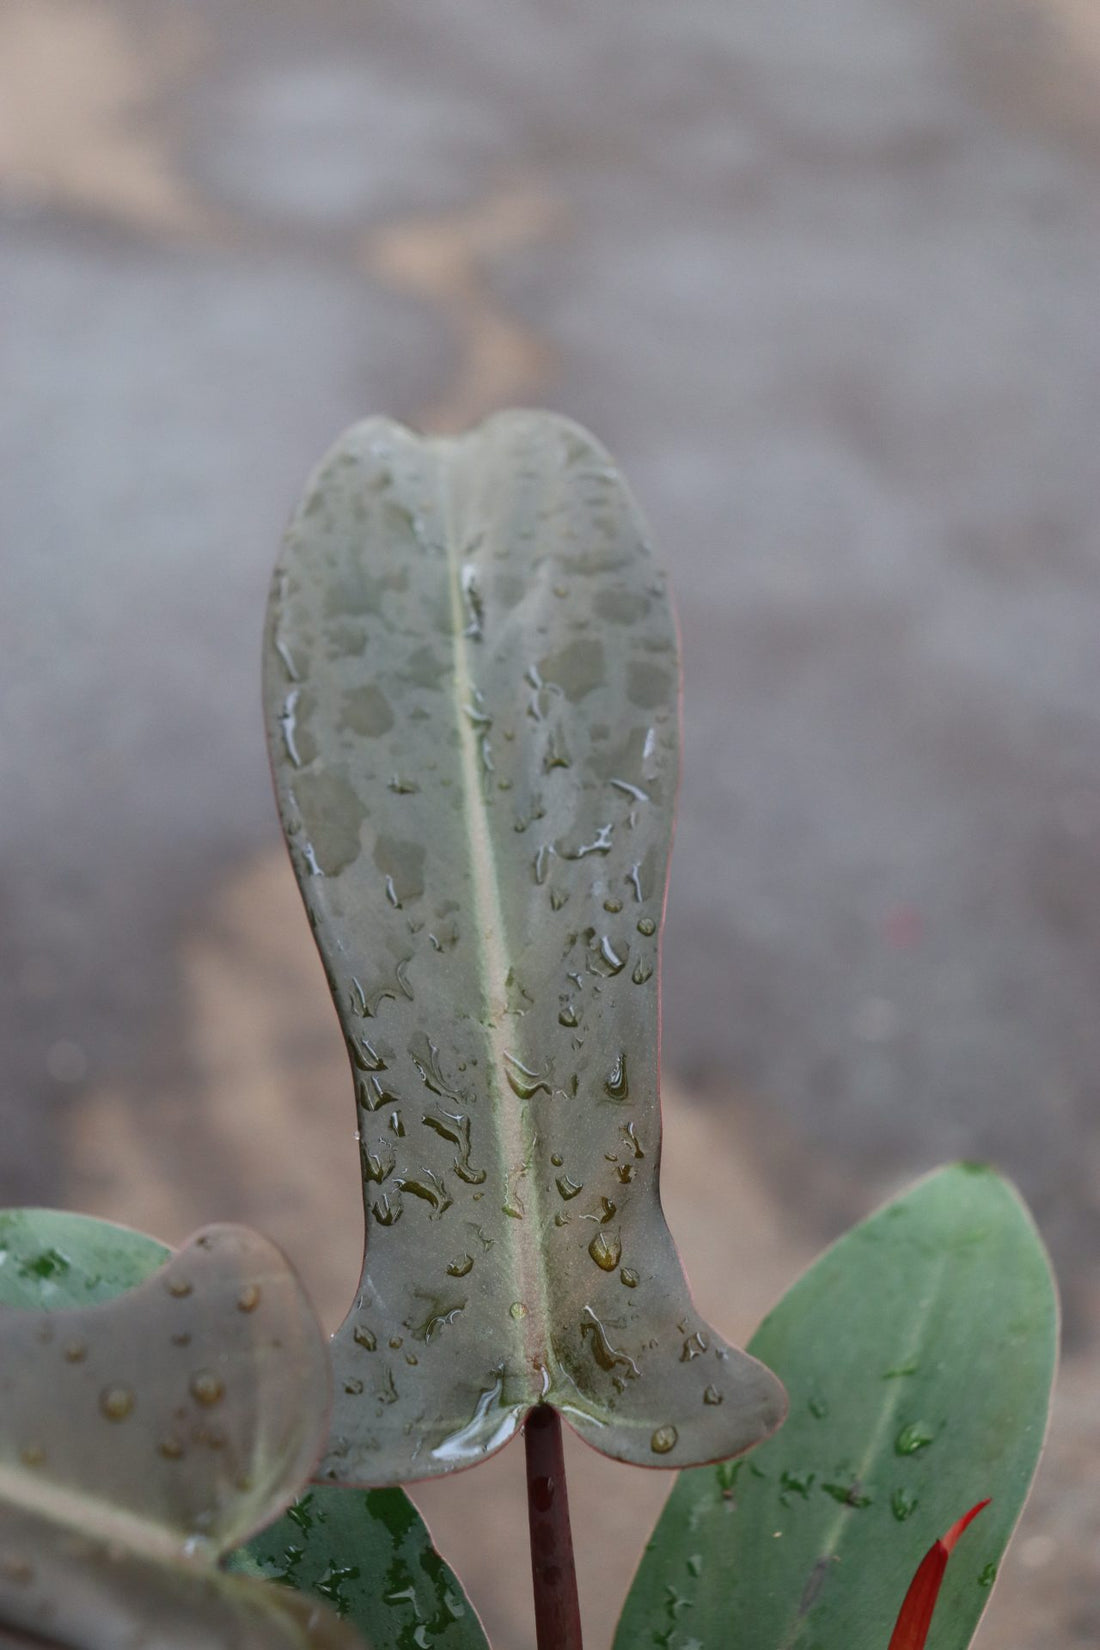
[
  {"left": 0, "top": 1211, "right": 362, "bottom": 1649},
  {"left": 264, "top": 411, "right": 786, "bottom": 1483},
  {"left": 238, "top": 1484, "right": 491, "bottom": 1649},
  {"left": 613, "top": 1164, "right": 1058, "bottom": 1650}
]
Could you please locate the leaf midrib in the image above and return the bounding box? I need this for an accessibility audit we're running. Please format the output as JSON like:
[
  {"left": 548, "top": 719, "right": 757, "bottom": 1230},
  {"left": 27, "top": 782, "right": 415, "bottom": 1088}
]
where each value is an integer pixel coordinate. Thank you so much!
[{"left": 439, "top": 437, "right": 551, "bottom": 1375}]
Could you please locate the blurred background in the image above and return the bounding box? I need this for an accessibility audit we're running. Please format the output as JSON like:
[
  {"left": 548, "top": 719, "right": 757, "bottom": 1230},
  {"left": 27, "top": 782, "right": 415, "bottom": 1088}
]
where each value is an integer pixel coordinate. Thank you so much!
[{"left": 2, "top": 0, "right": 1099, "bottom": 1643}]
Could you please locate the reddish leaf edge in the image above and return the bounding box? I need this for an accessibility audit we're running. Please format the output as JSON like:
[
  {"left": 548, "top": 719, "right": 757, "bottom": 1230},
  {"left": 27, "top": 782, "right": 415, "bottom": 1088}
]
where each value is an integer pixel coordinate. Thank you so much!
[{"left": 887, "top": 1499, "right": 990, "bottom": 1650}]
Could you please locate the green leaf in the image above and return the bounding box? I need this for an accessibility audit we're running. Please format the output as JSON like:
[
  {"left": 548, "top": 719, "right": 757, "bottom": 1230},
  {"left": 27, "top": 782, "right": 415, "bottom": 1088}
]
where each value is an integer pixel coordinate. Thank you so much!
[
  {"left": 0, "top": 1207, "right": 169, "bottom": 1307},
  {"left": 613, "top": 1164, "right": 1058, "bottom": 1650},
  {"left": 265, "top": 411, "right": 786, "bottom": 1484},
  {"left": 0, "top": 1211, "right": 362, "bottom": 1648},
  {"left": 238, "top": 1484, "right": 490, "bottom": 1650}
]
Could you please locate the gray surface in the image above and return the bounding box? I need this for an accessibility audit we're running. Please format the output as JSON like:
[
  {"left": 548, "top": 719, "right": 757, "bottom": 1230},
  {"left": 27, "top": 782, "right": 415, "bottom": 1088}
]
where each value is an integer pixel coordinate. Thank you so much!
[{"left": 2, "top": 0, "right": 1100, "bottom": 1323}]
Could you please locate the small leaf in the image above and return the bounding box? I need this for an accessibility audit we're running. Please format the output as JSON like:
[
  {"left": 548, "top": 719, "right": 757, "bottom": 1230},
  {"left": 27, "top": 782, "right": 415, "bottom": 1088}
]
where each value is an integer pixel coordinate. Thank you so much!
[
  {"left": 237, "top": 1483, "right": 491, "bottom": 1650},
  {"left": 0, "top": 1211, "right": 362, "bottom": 1649},
  {"left": 887, "top": 1500, "right": 989, "bottom": 1650},
  {"left": 614, "top": 1164, "right": 1058, "bottom": 1650},
  {"left": 265, "top": 411, "right": 786, "bottom": 1484}
]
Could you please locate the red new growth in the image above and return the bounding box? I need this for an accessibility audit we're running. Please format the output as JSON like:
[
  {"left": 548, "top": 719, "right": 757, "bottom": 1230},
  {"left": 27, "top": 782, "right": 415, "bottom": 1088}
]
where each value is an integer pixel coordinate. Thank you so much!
[{"left": 887, "top": 1499, "right": 991, "bottom": 1650}]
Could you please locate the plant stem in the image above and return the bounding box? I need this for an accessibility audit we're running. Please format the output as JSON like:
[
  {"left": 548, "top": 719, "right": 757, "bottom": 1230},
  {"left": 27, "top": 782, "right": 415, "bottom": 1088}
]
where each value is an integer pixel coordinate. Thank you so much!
[{"left": 525, "top": 1404, "right": 583, "bottom": 1650}]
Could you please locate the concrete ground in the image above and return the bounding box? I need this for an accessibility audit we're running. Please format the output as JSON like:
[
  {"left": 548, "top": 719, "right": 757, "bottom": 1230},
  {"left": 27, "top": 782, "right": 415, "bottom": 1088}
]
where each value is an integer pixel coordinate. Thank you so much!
[{"left": 2, "top": 1, "right": 1100, "bottom": 1644}]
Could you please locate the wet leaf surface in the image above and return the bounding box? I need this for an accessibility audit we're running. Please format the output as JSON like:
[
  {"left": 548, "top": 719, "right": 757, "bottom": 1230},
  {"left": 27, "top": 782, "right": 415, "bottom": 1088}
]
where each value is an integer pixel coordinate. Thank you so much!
[
  {"left": 0, "top": 1210, "right": 362, "bottom": 1649},
  {"left": 613, "top": 1164, "right": 1058, "bottom": 1650},
  {"left": 240, "top": 1484, "right": 490, "bottom": 1650},
  {"left": 265, "top": 411, "right": 786, "bottom": 1483}
]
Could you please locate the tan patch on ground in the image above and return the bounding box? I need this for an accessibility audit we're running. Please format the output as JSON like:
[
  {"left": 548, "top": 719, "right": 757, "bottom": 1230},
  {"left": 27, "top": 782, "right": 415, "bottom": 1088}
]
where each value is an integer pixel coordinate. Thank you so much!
[
  {"left": 953, "top": 0, "right": 1100, "bottom": 157},
  {"left": 363, "top": 185, "right": 566, "bottom": 433},
  {"left": 67, "top": 845, "right": 1084, "bottom": 1648},
  {"left": 0, "top": 0, "right": 207, "bottom": 234},
  {"left": 68, "top": 847, "right": 363, "bottom": 1332}
]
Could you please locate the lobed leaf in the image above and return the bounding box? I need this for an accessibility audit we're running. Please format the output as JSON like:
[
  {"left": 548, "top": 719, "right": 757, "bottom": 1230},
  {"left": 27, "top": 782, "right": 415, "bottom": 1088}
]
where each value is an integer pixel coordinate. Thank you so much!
[
  {"left": 613, "top": 1164, "right": 1058, "bottom": 1650},
  {"left": 264, "top": 411, "right": 786, "bottom": 1484}
]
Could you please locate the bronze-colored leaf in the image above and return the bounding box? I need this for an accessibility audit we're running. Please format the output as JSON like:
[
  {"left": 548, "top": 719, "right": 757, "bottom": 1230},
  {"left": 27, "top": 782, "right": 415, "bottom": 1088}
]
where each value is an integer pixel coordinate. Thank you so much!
[{"left": 265, "top": 411, "right": 787, "bottom": 1483}]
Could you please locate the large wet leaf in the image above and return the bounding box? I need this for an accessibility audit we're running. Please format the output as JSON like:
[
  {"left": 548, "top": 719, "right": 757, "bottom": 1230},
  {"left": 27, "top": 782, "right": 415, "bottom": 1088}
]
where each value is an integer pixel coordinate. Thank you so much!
[
  {"left": 239, "top": 1484, "right": 490, "bottom": 1649},
  {"left": 0, "top": 1211, "right": 361, "bottom": 1649},
  {"left": 264, "top": 410, "right": 786, "bottom": 1483},
  {"left": 613, "top": 1164, "right": 1058, "bottom": 1650}
]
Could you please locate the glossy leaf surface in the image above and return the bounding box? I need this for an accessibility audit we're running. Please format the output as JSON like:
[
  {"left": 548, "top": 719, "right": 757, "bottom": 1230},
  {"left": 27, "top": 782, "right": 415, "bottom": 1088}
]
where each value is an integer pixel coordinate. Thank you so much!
[
  {"left": 0, "top": 1211, "right": 361, "bottom": 1650},
  {"left": 265, "top": 411, "right": 786, "bottom": 1482},
  {"left": 614, "top": 1164, "right": 1058, "bottom": 1650},
  {"left": 240, "top": 1484, "right": 491, "bottom": 1650}
]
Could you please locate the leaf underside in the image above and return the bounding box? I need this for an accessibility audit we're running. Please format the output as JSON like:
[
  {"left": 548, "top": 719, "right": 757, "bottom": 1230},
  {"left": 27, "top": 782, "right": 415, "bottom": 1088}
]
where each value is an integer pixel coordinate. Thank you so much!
[
  {"left": 0, "top": 1211, "right": 359, "bottom": 1649},
  {"left": 265, "top": 410, "right": 786, "bottom": 1483},
  {"left": 613, "top": 1164, "right": 1059, "bottom": 1650}
]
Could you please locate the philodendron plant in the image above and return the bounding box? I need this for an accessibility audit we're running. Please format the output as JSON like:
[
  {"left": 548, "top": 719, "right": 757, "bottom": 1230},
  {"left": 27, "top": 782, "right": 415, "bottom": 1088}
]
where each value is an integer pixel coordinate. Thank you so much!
[{"left": 0, "top": 413, "right": 1057, "bottom": 1650}]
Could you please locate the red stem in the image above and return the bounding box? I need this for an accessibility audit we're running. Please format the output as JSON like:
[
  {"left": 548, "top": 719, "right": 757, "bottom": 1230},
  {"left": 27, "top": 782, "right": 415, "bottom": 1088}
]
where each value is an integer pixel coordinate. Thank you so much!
[{"left": 524, "top": 1405, "right": 584, "bottom": 1650}]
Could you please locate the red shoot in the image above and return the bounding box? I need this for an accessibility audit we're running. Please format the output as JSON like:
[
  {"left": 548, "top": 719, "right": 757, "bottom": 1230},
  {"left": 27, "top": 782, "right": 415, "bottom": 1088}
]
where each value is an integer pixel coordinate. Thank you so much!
[{"left": 887, "top": 1499, "right": 991, "bottom": 1650}]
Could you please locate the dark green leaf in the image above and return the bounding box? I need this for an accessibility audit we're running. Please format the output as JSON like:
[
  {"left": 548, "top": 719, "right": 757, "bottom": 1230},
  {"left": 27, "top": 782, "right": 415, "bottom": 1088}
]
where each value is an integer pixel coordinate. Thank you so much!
[
  {"left": 614, "top": 1164, "right": 1058, "bottom": 1650},
  {"left": 265, "top": 411, "right": 786, "bottom": 1484},
  {"left": 239, "top": 1484, "right": 490, "bottom": 1650}
]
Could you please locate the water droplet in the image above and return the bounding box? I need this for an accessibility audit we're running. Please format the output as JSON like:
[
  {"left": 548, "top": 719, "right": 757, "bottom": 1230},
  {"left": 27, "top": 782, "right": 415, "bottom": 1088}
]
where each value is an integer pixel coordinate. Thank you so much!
[
  {"left": 558, "top": 1003, "right": 578, "bottom": 1028},
  {"left": 637, "top": 917, "right": 656, "bottom": 936},
  {"left": 237, "top": 1284, "right": 261, "bottom": 1313},
  {"left": 895, "top": 1421, "right": 934, "bottom": 1457},
  {"left": 531, "top": 1474, "right": 555, "bottom": 1511},
  {"left": 821, "top": 1480, "right": 872, "bottom": 1508},
  {"left": 620, "top": 1267, "right": 639, "bottom": 1287},
  {"left": 589, "top": 1231, "right": 622, "bottom": 1271},
  {"left": 621, "top": 1121, "right": 645, "bottom": 1158},
  {"left": 344, "top": 1377, "right": 364, "bottom": 1396},
  {"left": 604, "top": 897, "right": 623, "bottom": 914},
  {"left": 166, "top": 1277, "right": 193, "bottom": 1299},
  {"left": 190, "top": 1371, "right": 225, "bottom": 1408},
  {"left": 780, "top": 1468, "right": 815, "bottom": 1500},
  {"left": 503, "top": 1051, "right": 552, "bottom": 1100},
  {"left": 686, "top": 1554, "right": 704, "bottom": 1579},
  {"left": 510, "top": 1302, "right": 528, "bottom": 1320},
  {"left": 650, "top": 1426, "right": 678, "bottom": 1455},
  {"left": 447, "top": 1254, "right": 475, "bottom": 1278},
  {"left": 703, "top": 1385, "right": 723, "bottom": 1404},
  {"left": 891, "top": 1488, "right": 919, "bottom": 1522},
  {"left": 556, "top": 1173, "right": 583, "bottom": 1200},
  {"left": 551, "top": 1153, "right": 564, "bottom": 1167},
  {"left": 632, "top": 959, "right": 653, "bottom": 984},
  {"left": 159, "top": 1436, "right": 185, "bottom": 1461},
  {"left": 353, "top": 1325, "right": 377, "bottom": 1351},
  {"left": 396, "top": 1168, "right": 453, "bottom": 1218},
  {"left": 680, "top": 1331, "right": 708, "bottom": 1361},
  {"left": 595, "top": 936, "right": 626, "bottom": 975},
  {"left": 63, "top": 1338, "right": 87, "bottom": 1363},
  {"left": 549, "top": 888, "right": 568, "bottom": 911},
  {"left": 100, "top": 1386, "right": 135, "bottom": 1423},
  {"left": 581, "top": 1306, "right": 639, "bottom": 1376},
  {"left": 389, "top": 1337, "right": 404, "bottom": 1350},
  {"left": 978, "top": 1562, "right": 997, "bottom": 1588},
  {"left": 604, "top": 1052, "right": 628, "bottom": 1101},
  {"left": 808, "top": 1395, "right": 829, "bottom": 1419}
]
